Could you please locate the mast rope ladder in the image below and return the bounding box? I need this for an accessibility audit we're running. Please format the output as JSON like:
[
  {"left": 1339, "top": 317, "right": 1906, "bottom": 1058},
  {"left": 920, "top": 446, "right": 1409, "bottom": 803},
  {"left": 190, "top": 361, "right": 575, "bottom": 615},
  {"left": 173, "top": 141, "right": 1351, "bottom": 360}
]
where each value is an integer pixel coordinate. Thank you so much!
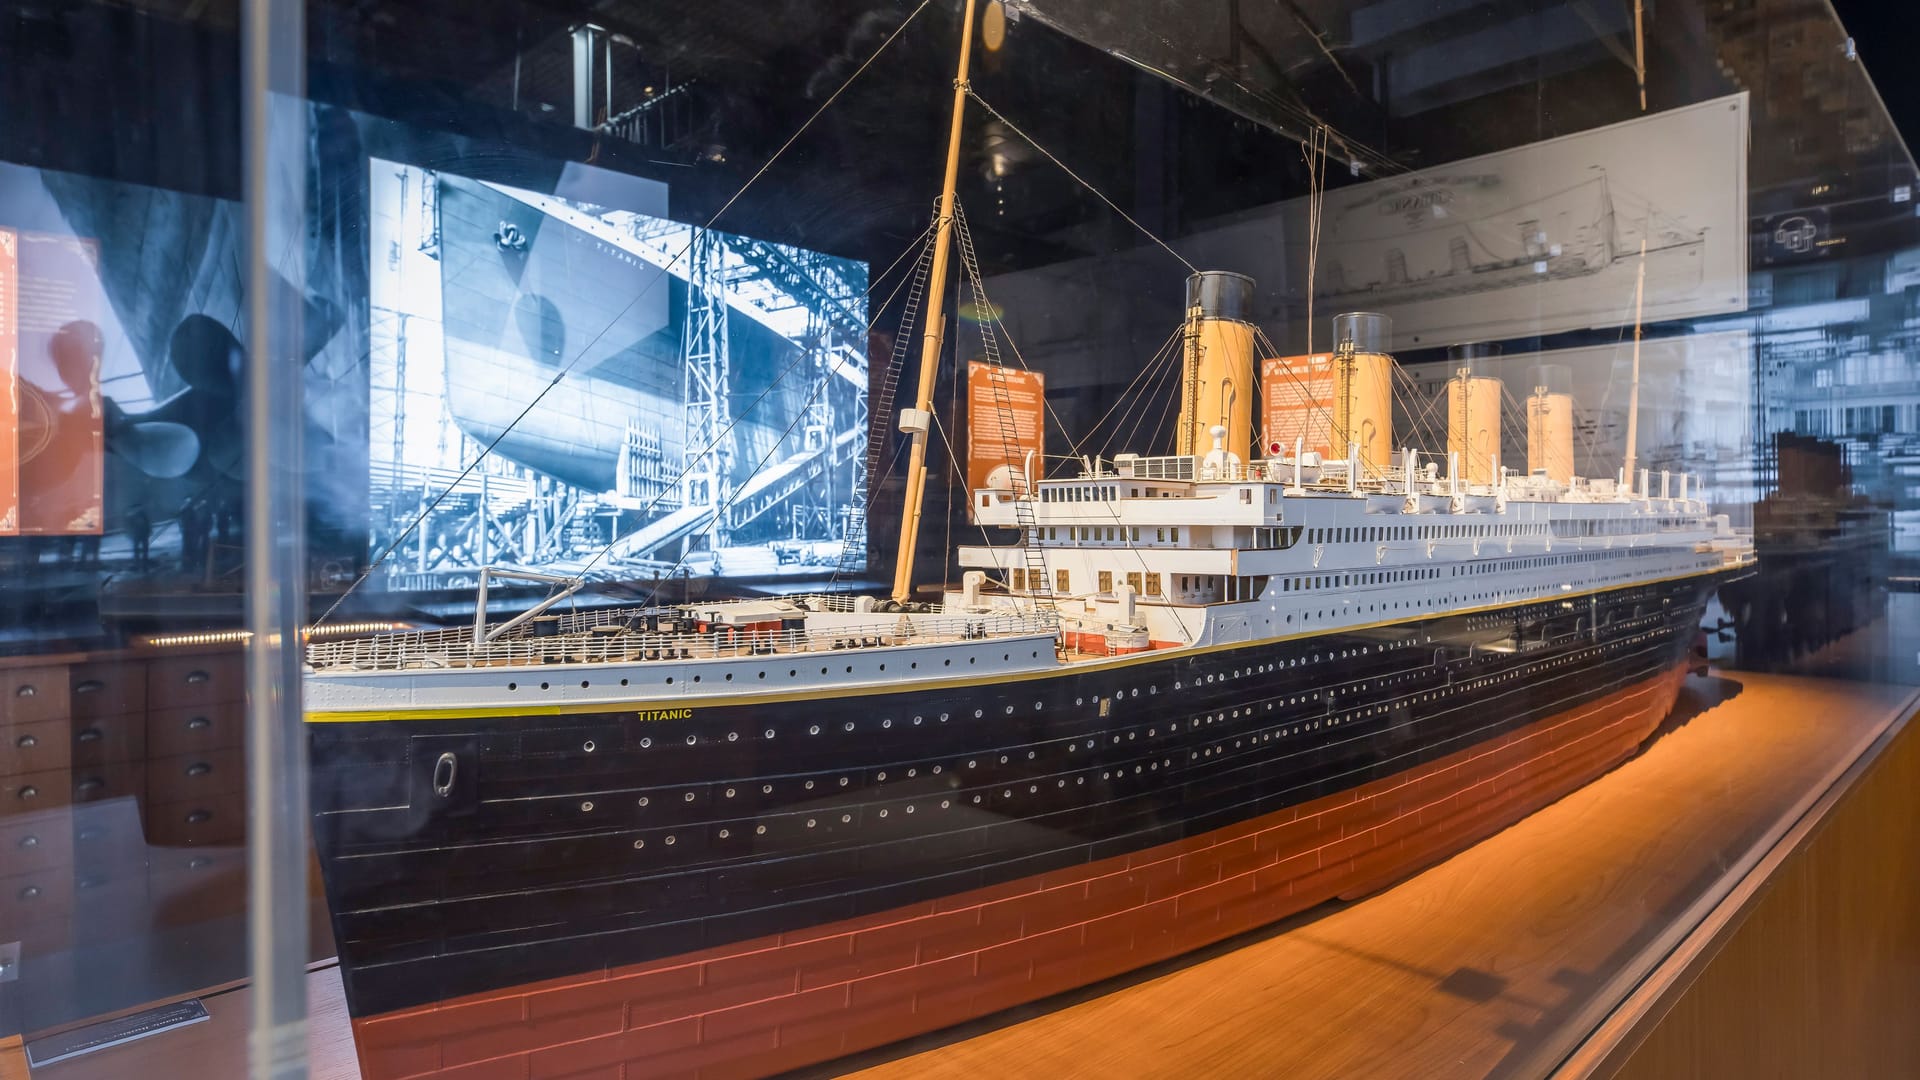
[
  {"left": 953, "top": 203, "right": 1052, "bottom": 611},
  {"left": 831, "top": 210, "right": 939, "bottom": 588}
]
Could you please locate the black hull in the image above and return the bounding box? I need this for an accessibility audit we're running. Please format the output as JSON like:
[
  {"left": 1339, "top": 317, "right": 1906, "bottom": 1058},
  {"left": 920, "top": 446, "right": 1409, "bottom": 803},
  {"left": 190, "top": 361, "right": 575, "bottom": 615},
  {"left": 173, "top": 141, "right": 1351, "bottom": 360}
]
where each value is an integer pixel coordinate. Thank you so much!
[{"left": 311, "top": 572, "right": 1724, "bottom": 1018}]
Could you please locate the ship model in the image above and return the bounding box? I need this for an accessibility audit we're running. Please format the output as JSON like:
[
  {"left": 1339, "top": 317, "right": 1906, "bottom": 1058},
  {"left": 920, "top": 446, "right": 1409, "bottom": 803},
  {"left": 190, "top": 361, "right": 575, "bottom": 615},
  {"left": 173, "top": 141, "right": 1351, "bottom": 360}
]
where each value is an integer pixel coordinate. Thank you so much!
[{"left": 306, "top": 5, "right": 1755, "bottom": 1077}]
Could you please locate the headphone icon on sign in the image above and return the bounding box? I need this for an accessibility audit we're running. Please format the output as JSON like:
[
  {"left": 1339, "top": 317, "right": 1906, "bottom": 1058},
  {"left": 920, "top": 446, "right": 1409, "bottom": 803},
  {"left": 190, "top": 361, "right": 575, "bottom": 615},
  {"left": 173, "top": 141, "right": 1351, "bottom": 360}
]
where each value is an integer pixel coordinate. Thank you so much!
[{"left": 1773, "top": 216, "right": 1818, "bottom": 254}]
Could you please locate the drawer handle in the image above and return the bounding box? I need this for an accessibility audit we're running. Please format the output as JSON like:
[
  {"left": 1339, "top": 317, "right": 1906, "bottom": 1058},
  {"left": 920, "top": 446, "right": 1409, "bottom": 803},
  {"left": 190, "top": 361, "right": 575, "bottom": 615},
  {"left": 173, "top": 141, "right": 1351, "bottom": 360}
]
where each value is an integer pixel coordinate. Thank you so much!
[
  {"left": 77, "top": 777, "right": 105, "bottom": 794},
  {"left": 77, "top": 827, "right": 104, "bottom": 843},
  {"left": 77, "top": 876, "right": 104, "bottom": 890},
  {"left": 14, "top": 684, "right": 35, "bottom": 698},
  {"left": 186, "top": 809, "right": 213, "bottom": 825},
  {"left": 185, "top": 670, "right": 212, "bottom": 685},
  {"left": 15, "top": 734, "right": 36, "bottom": 749},
  {"left": 432, "top": 752, "right": 458, "bottom": 797},
  {"left": 186, "top": 762, "right": 212, "bottom": 777},
  {"left": 17, "top": 785, "right": 37, "bottom": 801},
  {"left": 17, "top": 834, "right": 38, "bottom": 849},
  {"left": 77, "top": 728, "right": 103, "bottom": 743},
  {"left": 187, "top": 856, "right": 213, "bottom": 870},
  {"left": 76, "top": 679, "right": 105, "bottom": 695},
  {"left": 18, "top": 885, "right": 41, "bottom": 901},
  {"left": 187, "top": 716, "right": 212, "bottom": 730}
]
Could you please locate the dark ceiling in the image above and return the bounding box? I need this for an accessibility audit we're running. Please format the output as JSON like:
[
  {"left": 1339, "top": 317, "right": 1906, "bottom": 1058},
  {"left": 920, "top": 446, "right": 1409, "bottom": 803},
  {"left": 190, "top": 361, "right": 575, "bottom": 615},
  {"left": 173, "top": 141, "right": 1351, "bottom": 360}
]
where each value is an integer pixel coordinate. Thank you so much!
[{"left": 4, "top": 0, "right": 1915, "bottom": 275}]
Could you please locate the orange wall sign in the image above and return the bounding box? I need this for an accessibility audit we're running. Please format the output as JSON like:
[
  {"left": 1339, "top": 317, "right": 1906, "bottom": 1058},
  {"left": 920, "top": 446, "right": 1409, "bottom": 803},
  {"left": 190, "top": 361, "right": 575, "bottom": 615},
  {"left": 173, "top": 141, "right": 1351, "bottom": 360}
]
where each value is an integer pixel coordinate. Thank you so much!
[
  {"left": 965, "top": 361, "right": 1044, "bottom": 520},
  {"left": 15, "top": 232, "right": 104, "bottom": 535}
]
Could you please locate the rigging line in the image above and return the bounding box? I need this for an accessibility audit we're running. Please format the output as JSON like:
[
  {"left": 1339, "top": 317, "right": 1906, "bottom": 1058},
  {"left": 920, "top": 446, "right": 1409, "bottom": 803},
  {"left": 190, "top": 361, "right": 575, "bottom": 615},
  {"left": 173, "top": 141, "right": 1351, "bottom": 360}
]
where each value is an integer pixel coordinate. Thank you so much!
[
  {"left": 1102, "top": 332, "right": 1182, "bottom": 461},
  {"left": 965, "top": 89, "right": 1198, "bottom": 275},
  {"left": 569, "top": 226, "right": 936, "bottom": 587},
  {"left": 1248, "top": 325, "right": 1372, "bottom": 470},
  {"left": 314, "top": 0, "right": 934, "bottom": 628},
  {"left": 1111, "top": 334, "right": 1184, "bottom": 459},
  {"left": 1141, "top": 356, "right": 1185, "bottom": 462},
  {"left": 1085, "top": 326, "right": 1182, "bottom": 459},
  {"left": 640, "top": 327, "right": 859, "bottom": 608},
  {"left": 949, "top": 204, "right": 1080, "bottom": 463},
  {"left": 929, "top": 409, "right": 1013, "bottom": 580}
]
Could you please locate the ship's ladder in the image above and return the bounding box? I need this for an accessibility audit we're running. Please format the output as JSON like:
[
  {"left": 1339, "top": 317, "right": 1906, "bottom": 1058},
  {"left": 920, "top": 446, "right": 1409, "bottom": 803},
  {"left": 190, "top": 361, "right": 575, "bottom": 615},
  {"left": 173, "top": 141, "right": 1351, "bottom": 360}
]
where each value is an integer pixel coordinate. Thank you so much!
[
  {"left": 831, "top": 212, "right": 937, "bottom": 589},
  {"left": 954, "top": 204, "right": 1053, "bottom": 612}
]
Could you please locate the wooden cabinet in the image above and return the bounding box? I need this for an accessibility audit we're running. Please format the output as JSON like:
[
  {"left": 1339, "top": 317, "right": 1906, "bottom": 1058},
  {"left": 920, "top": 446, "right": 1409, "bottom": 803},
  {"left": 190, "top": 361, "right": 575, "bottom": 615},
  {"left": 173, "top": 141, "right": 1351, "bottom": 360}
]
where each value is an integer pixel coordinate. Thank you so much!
[{"left": 0, "top": 645, "right": 252, "bottom": 977}]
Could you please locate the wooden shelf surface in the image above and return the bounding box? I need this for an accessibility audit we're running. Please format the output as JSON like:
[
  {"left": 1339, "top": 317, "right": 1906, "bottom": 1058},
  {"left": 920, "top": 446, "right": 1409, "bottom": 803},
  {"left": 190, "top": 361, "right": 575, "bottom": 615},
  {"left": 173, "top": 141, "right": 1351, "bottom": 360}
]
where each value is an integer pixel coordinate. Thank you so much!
[{"left": 25, "top": 671, "right": 1917, "bottom": 1080}]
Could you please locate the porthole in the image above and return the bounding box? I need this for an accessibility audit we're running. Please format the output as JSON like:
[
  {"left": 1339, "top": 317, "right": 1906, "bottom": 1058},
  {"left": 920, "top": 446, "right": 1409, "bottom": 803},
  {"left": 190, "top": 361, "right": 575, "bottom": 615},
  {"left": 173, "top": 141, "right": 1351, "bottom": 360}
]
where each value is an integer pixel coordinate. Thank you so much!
[
  {"left": 640, "top": 737, "right": 652, "bottom": 748},
  {"left": 580, "top": 680, "right": 590, "bottom": 689},
  {"left": 620, "top": 678, "right": 629, "bottom": 686},
  {"left": 809, "top": 725, "right": 820, "bottom": 735},
  {"left": 540, "top": 682, "right": 550, "bottom": 690},
  {"left": 755, "top": 825, "right": 767, "bottom": 835},
  {"left": 719, "top": 828, "right": 730, "bottom": 839},
  {"left": 765, "top": 729, "right": 775, "bottom": 739},
  {"left": 582, "top": 740, "right": 596, "bottom": 753},
  {"left": 664, "top": 835, "right": 676, "bottom": 846},
  {"left": 633, "top": 839, "right": 645, "bottom": 849},
  {"left": 508, "top": 682, "right": 518, "bottom": 691},
  {"left": 580, "top": 801, "right": 594, "bottom": 812}
]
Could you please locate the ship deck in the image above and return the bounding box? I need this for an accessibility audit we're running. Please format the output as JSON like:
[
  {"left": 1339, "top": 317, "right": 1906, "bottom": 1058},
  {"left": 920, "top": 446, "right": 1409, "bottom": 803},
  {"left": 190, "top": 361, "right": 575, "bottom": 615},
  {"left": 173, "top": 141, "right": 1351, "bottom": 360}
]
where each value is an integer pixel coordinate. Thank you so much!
[{"left": 304, "top": 598, "right": 1062, "bottom": 673}]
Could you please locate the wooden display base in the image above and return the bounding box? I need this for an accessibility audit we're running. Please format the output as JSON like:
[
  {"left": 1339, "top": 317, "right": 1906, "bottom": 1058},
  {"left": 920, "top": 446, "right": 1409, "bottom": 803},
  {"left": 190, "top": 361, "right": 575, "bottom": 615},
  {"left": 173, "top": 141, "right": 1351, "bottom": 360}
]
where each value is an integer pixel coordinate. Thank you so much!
[{"left": 22, "top": 672, "right": 1917, "bottom": 1080}]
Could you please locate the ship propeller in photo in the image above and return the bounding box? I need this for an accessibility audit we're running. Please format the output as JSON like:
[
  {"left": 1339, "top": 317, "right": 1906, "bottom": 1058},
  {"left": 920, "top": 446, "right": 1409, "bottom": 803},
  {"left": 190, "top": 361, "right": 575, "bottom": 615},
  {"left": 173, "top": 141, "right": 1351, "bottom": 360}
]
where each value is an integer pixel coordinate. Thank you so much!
[{"left": 367, "top": 160, "right": 870, "bottom": 593}]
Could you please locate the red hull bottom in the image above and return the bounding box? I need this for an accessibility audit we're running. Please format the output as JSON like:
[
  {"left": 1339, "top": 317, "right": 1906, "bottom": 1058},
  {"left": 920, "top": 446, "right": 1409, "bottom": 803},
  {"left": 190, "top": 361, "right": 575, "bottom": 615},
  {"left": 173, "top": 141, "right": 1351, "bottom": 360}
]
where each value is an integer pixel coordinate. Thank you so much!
[{"left": 352, "top": 664, "right": 1689, "bottom": 1080}]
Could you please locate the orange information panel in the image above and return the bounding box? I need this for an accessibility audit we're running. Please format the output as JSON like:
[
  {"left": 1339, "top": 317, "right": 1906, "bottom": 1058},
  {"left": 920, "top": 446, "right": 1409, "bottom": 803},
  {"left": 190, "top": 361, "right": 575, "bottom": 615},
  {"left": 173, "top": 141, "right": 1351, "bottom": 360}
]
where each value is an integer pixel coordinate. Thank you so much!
[
  {"left": 0, "top": 229, "right": 17, "bottom": 534},
  {"left": 1261, "top": 354, "right": 1335, "bottom": 458},
  {"left": 965, "top": 361, "right": 1044, "bottom": 521},
  {"left": 15, "top": 232, "right": 104, "bottom": 535}
]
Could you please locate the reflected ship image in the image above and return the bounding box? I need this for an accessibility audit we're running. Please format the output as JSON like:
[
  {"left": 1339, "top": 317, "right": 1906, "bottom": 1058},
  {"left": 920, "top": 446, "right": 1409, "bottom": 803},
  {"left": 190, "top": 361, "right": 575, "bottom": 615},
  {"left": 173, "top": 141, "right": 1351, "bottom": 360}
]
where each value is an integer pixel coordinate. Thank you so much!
[
  {"left": 306, "top": 7, "right": 1755, "bottom": 1078},
  {"left": 1315, "top": 171, "right": 1707, "bottom": 308}
]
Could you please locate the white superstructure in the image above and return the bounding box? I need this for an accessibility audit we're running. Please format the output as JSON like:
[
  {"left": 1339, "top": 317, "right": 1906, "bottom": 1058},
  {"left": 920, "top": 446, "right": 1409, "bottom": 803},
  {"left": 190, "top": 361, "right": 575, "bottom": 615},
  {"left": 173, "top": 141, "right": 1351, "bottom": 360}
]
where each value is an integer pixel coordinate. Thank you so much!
[{"left": 960, "top": 445, "right": 1751, "bottom": 653}]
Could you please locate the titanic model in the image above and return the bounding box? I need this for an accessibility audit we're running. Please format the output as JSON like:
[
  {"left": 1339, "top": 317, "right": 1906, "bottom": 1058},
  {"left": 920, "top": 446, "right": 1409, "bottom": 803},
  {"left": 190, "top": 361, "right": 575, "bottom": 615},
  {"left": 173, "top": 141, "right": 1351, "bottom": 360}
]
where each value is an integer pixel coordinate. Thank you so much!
[{"left": 304, "top": 4, "right": 1756, "bottom": 1077}]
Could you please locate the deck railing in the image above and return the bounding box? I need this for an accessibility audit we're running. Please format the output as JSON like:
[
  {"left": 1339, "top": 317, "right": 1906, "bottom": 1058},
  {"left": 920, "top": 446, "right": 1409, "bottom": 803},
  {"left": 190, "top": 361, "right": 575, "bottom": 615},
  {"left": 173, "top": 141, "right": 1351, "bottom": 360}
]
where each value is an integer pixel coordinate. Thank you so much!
[{"left": 307, "top": 609, "right": 1058, "bottom": 673}]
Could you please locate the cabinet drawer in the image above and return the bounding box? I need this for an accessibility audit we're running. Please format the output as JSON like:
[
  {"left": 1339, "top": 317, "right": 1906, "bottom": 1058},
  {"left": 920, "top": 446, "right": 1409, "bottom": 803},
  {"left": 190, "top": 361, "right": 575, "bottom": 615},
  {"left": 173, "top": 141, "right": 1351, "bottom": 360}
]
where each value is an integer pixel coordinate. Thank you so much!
[
  {"left": 150, "top": 846, "right": 246, "bottom": 926},
  {"left": 72, "top": 711, "right": 147, "bottom": 768},
  {"left": 70, "top": 760, "right": 144, "bottom": 807},
  {"left": 1, "top": 720, "right": 72, "bottom": 776},
  {"left": 146, "top": 654, "right": 244, "bottom": 709},
  {"left": 0, "top": 811, "right": 75, "bottom": 876},
  {"left": 0, "top": 866, "right": 75, "bottom": 930},
  {"left": 2, "top": 768, "right": 74, "bottom": 818},
  {"left": 72, "top": 799, "right": 150, "bottom": 867},
  {"left": 147, "top": 701, "right": 243, "bottom": 758},
  {"left": 146, "top": 749, "right": 244, "bottom": 805},
  {"left": 69, "top": 870, "right": 152, "bottom": 931},
  {"left": 1, "top": 666, "right": 70, "bottom": 727},
  {"left": 147, "top": 793, "right": 246, "bottom": 848},
  {"left": 70, "top": 661, "right": 148, "bottom": 719}
]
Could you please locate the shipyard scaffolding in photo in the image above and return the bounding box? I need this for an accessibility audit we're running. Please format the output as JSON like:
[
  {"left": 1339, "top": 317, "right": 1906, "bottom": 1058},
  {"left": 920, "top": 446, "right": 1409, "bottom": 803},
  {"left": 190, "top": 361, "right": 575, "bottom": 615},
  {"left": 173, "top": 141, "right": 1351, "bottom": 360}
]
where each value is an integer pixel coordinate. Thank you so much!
[{"left": 367, "top": 170, "right": 869, "bottom": 590}]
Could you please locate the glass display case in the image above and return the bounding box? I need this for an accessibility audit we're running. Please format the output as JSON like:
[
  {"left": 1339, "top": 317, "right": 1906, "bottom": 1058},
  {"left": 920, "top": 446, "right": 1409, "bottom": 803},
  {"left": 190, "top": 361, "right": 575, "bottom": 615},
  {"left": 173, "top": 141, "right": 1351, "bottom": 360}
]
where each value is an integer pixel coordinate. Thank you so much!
[{"left": 1, "top": 1, "right": 1915, "bottom": 1077}]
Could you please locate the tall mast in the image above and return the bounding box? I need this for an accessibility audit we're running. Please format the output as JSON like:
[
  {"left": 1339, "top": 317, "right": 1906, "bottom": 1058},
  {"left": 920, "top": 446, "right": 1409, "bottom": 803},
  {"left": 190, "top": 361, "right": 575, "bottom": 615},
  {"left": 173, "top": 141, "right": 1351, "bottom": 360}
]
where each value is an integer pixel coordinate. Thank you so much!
[
  {"left": 1623, "top": 236, "right": 1647, "bottom": 492},
  {"left": 891, "top": 0, "right": 979, "bottom": 604}
]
